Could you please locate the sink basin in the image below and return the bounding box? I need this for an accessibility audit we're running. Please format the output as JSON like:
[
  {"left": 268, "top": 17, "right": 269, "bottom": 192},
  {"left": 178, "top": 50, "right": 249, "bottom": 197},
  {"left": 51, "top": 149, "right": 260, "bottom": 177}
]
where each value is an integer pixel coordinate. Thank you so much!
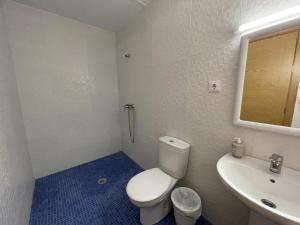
[{"left": 217, "top": 154, "right": 300, "bottom": 225}]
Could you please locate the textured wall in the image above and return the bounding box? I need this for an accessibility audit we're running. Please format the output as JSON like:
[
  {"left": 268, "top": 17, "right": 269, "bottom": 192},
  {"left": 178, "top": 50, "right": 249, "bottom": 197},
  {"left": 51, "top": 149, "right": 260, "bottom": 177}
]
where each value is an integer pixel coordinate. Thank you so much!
[
  {"left": 116, "top": 0, "right": 300, "bottom": 225},
  {"left": 292, "top": 84, "right": 300, "bottom": 127},
  {"left": 0, "top": 0, "right": 34, "bottom": 224},
  {"left": 4, "top": 0, "right": 121, "bottom": 178}
]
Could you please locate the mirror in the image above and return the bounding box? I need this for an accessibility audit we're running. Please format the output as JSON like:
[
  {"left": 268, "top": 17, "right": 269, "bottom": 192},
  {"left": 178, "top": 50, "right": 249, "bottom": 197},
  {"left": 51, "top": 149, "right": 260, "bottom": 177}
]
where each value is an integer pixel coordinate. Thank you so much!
[
  {"left": 242, "top": 30, "right": 300, "bottom": 127},
  {"left": 235, "top": 22, "right": 300, "bottom": 136}
]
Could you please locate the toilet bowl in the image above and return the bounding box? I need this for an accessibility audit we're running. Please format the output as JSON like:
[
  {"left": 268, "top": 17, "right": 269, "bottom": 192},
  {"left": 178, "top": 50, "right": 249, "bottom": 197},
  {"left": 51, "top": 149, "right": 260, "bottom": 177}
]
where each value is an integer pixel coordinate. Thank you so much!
[
  {"left": 127, "top": 168, "right": 178, "bottom": 225},
  {"left": 126, "top": 136, "right": 190, "bottom": 225}
]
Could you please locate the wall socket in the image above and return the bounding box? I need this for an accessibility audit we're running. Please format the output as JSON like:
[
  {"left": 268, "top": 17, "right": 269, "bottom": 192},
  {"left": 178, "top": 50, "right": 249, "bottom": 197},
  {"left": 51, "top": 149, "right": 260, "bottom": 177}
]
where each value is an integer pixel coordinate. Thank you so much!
[{"left": 209, "top": 80, "right": 221, "bottom": 93}]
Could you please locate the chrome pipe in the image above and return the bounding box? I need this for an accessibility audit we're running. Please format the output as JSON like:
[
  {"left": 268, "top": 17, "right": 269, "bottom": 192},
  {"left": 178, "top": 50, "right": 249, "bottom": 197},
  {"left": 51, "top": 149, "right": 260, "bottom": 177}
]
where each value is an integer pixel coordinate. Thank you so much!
[{"left": 124, "top": 104, "right": 135, "bottom": 143}]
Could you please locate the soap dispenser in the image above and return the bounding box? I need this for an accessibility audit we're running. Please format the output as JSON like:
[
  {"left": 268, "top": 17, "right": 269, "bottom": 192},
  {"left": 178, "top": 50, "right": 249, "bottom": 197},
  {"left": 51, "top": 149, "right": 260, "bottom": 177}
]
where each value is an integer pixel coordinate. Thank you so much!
[{"left": 232, "top": 137, "right": 244, "bottom": 158}]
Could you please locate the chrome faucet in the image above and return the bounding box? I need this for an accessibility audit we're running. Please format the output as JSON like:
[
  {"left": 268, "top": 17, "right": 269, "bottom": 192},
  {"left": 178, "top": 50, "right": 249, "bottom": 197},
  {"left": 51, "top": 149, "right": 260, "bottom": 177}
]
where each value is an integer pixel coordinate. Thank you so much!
[{"left": 269, "top": 154, "right": 284, "bottom": 174}]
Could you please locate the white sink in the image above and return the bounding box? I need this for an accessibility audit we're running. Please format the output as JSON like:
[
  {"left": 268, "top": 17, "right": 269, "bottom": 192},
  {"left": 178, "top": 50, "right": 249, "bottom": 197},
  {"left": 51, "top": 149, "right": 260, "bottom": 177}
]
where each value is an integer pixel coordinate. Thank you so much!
[{"left": 217, "top": 154, "right": 300, "bottom": 225}]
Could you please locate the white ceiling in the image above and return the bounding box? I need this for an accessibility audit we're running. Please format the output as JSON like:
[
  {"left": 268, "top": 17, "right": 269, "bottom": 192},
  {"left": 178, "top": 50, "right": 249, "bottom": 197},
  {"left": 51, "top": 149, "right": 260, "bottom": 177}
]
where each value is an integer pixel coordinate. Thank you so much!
[{"left": 12, "top": 0, "right": 151, "bottom": 31}]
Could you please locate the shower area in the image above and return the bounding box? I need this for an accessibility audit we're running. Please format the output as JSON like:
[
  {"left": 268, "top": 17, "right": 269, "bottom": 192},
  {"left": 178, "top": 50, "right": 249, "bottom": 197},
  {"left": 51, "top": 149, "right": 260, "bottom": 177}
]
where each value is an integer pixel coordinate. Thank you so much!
[
  {"left": 0, "top": 0, "right": 146, "bottom": 224},
  {"left": 2, "top": 0, "right": 145, "bottom": 179},
  {"left": 4, "top": 1, "right": 122, "bottom": 178}
]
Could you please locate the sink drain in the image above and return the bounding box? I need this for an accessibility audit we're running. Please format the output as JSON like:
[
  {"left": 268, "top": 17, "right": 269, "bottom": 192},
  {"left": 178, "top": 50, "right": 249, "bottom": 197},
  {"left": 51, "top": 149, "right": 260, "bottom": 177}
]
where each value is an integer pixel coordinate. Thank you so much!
[
  {"left": 97, "top": 178, "right": 107, "bottom": 185},
  {"left": 261, "top": 199, "right": 276, "bottom": 209}
]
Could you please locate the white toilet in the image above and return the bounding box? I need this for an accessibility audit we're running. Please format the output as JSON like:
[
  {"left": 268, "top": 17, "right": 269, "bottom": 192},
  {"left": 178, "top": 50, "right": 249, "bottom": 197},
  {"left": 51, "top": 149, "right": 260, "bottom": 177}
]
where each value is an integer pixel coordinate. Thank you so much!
[{"left": 126, "top": 136, "right": 190, "bottom": 225}]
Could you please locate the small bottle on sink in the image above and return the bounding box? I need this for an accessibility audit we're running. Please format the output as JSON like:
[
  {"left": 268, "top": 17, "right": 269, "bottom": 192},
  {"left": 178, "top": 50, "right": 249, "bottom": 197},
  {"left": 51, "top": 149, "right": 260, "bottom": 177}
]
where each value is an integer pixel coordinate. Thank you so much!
[{"left": 232, "top": 137, "right": 244, "bottom": 158}]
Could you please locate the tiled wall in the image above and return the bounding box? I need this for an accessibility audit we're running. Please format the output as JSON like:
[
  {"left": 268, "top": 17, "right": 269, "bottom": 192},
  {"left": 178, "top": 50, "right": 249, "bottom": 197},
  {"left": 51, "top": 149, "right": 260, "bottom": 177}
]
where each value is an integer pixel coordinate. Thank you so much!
[
  {"left": 4, "top": 0, "right": 121, "bottom": 178},
  {"left": 116, "top": 0, "right": 300, "bottom": 225},
  {"left": 0, "top": 0, "right": 34, "bottom": 224}
]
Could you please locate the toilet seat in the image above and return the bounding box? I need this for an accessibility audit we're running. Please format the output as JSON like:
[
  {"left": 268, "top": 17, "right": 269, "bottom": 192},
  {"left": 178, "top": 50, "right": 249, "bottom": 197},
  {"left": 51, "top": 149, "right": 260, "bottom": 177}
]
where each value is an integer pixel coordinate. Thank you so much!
[{"left": 126, "top": 168, "right": 177, "bottom": 207}]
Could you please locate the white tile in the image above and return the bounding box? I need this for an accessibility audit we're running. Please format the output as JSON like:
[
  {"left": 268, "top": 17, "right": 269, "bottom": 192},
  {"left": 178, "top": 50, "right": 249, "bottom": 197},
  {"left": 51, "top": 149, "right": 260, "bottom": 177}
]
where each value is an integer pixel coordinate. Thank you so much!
[
  {"left": 4, "top": 0, "right": 121, "bottom": 178},
  {"left": 0, "top": 1, "right": 34, "bottom": 224}
]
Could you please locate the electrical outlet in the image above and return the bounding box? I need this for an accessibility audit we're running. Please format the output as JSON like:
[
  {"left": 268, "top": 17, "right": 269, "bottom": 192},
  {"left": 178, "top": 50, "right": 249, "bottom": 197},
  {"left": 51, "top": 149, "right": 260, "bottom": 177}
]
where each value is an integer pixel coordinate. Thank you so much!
[{"left": 209, "top": 80, "right": 221, "bottom": 93}]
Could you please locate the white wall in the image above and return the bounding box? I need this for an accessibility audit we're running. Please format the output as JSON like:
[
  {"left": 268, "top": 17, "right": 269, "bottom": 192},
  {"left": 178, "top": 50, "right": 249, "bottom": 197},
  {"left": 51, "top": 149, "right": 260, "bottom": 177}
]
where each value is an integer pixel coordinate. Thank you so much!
[
  {"left": 0, "top": 0, "right": 34, "bottom": 224},
  {"left": 4, "top": 0, "right": 121, "bottom": 178},
  {"left": 116, "top": 1, "right": 300, "bottom": 225}
]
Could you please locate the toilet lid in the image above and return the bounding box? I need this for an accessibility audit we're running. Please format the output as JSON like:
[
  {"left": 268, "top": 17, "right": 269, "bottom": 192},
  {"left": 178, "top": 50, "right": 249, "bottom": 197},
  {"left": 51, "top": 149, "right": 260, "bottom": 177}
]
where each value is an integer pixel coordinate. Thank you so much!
[{"left": 126, "top": 168, "right": 176, "bottom": 203}]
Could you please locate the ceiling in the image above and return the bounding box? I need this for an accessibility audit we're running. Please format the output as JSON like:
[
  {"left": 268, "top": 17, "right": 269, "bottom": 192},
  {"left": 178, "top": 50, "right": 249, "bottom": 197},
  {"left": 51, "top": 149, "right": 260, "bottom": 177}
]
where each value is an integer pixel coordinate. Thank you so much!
[{"left": 12, "top": 0, "right": 152, "bottom": 31}]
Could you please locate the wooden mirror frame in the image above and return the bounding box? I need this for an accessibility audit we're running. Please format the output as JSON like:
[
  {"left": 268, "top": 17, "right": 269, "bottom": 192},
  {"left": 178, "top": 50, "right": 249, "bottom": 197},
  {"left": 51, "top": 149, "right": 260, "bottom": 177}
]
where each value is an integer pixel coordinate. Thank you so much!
[{"left": 234, "top": 17, "right": 300, "bottom": 136}]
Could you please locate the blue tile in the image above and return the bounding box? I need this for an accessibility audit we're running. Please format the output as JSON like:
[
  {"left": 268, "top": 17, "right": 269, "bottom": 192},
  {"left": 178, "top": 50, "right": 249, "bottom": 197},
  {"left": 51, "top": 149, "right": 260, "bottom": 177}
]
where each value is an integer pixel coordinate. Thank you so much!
[{"left": 30, "top": 152, "right": 212, "bottom": 225}]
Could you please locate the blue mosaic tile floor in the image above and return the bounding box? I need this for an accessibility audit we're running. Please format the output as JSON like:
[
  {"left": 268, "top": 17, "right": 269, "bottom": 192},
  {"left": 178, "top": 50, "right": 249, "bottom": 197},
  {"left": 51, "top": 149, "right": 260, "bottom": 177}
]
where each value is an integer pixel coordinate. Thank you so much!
[{"left": 30, "top": 152, "right": 212, "bottom": 225}]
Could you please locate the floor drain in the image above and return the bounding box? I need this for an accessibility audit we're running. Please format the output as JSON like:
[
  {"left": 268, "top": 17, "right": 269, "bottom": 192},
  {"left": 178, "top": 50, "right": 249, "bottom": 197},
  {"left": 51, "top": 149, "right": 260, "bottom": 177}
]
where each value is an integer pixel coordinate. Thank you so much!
[
  {"left": 97, "top": 178, "right": 107, "bottom": 185},
  {"left": 261, "top": 199, "right": 276, "bottom": 209}
]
